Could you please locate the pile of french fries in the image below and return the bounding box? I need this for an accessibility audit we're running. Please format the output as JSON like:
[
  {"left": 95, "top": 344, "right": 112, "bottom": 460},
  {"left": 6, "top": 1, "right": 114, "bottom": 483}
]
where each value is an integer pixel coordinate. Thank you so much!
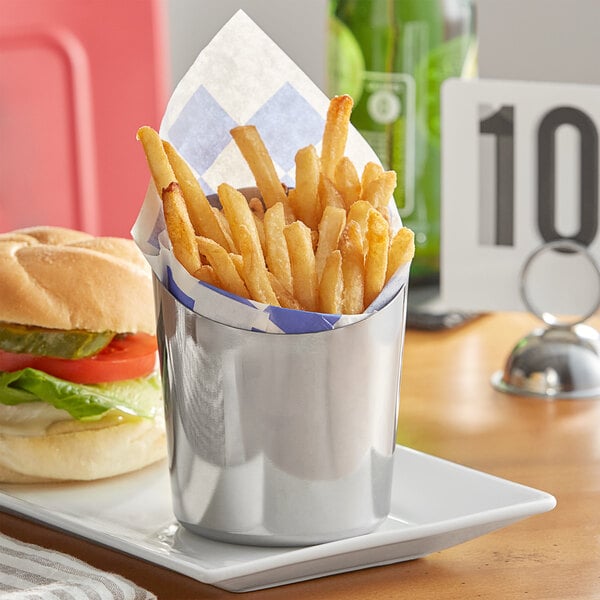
[{"left": 137, "top": 95, "right": 414, "bottom": 315}]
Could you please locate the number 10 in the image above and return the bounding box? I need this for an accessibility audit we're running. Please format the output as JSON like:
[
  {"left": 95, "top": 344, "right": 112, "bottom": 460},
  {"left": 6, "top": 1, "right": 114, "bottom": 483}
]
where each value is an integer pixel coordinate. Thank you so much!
[{"left": 479, "top": 104, "right": 598, "bottom": 247}]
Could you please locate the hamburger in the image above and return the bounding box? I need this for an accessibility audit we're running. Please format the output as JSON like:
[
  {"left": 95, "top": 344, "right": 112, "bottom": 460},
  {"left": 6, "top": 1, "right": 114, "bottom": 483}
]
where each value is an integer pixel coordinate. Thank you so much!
[{"left": 0, "top": 226, "right": 166, "bottom": 483}]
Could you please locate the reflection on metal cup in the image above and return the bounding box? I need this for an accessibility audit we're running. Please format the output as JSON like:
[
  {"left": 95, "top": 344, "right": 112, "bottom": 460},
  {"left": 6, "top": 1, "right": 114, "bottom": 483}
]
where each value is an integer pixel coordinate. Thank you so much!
[{"left": 154, "top": 277, "right": 408, "bottom": 546}]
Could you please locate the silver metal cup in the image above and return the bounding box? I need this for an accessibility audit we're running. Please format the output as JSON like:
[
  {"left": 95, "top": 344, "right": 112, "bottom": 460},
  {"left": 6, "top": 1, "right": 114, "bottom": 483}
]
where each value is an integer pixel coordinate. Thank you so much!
[{"left": 154, "top": 278, "right": 408, "bottom": 546}]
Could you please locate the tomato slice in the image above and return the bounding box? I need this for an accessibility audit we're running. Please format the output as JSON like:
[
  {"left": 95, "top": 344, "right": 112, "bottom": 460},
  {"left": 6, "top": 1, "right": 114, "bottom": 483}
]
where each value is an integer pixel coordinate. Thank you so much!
[{"left": 0, "top": 333, "right": 157, "bottom": 384}]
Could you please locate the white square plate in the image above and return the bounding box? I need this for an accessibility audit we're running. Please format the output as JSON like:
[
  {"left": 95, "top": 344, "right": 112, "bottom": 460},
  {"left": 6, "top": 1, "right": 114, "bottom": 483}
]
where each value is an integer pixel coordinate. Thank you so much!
[{"left": 0, "top": 446, "right": 556, "bottom": 592}]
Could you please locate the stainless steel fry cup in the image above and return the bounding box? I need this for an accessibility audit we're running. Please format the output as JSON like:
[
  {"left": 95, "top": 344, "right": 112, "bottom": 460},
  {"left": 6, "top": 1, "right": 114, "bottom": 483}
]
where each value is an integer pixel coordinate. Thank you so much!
[{"left": 154, "top": 278, "right": 407, "bottom": 546}]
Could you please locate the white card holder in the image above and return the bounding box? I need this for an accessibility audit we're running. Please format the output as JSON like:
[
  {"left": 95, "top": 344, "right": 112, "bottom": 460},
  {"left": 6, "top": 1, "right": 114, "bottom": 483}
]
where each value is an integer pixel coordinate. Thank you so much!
[
  {"left": 442, "top": 77, "right": 600, "bottom": 399},
  {"left": 441, "top": 77, "right": 600, "bottom": 315}
]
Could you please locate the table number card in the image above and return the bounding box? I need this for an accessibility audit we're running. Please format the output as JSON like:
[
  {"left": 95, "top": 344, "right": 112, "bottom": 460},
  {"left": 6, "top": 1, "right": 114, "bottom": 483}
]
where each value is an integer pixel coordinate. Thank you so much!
[{"left": 441, "top": 78, "right": 600, "bottom": 314}]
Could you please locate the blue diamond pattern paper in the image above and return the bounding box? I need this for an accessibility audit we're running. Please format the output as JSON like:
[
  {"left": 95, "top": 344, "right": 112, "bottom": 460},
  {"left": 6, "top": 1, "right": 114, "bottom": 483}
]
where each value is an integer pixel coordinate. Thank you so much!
[
  {"left": 168, "top": 86, "right": 237, "bottom": 176},
  {"left": 249, "top": 83, "right": 325, "bottom": 173},
  {"left": 132, "top": 10, "right": 409, "bottom": 333}
]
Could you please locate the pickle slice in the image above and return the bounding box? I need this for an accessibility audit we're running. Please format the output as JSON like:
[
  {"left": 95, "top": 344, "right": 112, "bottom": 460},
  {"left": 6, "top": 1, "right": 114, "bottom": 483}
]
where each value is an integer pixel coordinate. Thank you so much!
[{"left": 0, "top": 322, "right": 115, "bottom": 359}]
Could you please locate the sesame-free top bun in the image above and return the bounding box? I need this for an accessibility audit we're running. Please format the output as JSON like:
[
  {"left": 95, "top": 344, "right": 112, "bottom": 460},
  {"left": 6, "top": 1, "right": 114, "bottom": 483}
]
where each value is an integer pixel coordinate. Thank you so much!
[{"left": 0, "top": 226, "right": 156, "bottom": 334}]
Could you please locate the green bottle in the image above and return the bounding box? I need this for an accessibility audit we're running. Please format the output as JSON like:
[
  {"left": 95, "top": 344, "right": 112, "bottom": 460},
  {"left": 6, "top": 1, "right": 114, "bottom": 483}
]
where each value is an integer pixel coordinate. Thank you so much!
[{"left": 328, "top": 0, "right": 475, "bottom": 286}]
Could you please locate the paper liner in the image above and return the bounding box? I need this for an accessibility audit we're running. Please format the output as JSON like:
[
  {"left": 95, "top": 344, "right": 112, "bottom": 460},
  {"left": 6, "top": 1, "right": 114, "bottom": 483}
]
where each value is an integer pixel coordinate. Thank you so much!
[{"left": 132, "top": 10, "right": 409, "bottom": 333}]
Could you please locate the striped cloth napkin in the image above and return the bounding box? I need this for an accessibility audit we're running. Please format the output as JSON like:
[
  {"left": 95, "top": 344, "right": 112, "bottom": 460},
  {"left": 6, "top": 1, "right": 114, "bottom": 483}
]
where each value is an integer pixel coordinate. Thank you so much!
[{"left": 0, "top": 533, "right": 156, "bottom": 600}]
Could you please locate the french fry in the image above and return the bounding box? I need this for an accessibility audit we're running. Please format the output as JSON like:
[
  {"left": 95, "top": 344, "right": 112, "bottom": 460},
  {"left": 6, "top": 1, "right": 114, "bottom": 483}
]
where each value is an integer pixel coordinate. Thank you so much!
[
  {"left": 377, "top": 204, "right": 390, "bottom": 223},
  {"left": 162, "top": 141, "right": 235, "bottom": 252},
  {"left": 334, "top": 156, "right": 361, "bottom": 209},
  {"left": 248, "top": 197, "right": 265, "bottom": 219},
  {"left": 230, "top": 125, "right": 288, "bottom": 209},
  {"left": 284, "top": 220, "right": 319, "bottom": 312},
  {"left": 136, "top": 126, "right": 175, "bottom": 194},
  {"left": 230, "top": 253, "right": 244, "bottom": 279},
  {"left": 217, "top": 183, "right": 263, "bottom": 259},
  {"left": 268, "top": 272, "right": 304, "bottom": 311},
  {"left": 315, "top": 206, "right": 346, "bottom": 282},
  {"left": 196, "top": 236, "right": 249, "bottom": 298},
  {"left": 319, "top": 249, "right": 343, "bottom": 314},
  {"left": 311, "top": 229, "right": 319, "bottom": 252},
  {"left": 339, "top": 220, "right": 365, "bottom": 314},
  {"left": 386, "top": 227, "right": 415, "bottom": 282},
  {"left": 264, "top": 203, "right": 293, "bottom": 294},
  {"left": 254, "top": 214, "right": 266, "bottom": 254},
  {"left": 193, "top": 264, "right": 219, "bottom": 287},
  {"left": 238, "top": 224, "right": 280, "bottom": 306},
  {"left": 360, "top": 162, "right": 384, "bottom": 195},
  {"left": 364, "top": 210, "right": 390, "bottom": 307},
  {"left": 162, "top": 182, "right": 202, "bottom": 275},
  {"left": 249, "top": 196, "right": 267, "bottom": 253},
  {"left": 318, "top": 173, "right": 346, "bottom": 210},
  {"left": 361, "top": 171, "right": 397, "bottom": 212},
  {"left": 210, "top": 207, "right": 236, "bottom": 252},
  {"left": 321, "top": 94, "right": 353, "bottom": 179},
  {"left": 290, "top": 145, "right": 321, "bottom": 229},
  {"left": 347, "top": 200, "right": 374, "bottom": 235}
]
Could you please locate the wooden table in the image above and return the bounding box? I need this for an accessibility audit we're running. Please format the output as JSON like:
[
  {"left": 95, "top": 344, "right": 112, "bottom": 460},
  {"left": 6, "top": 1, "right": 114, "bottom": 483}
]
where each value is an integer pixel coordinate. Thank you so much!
[{"left": 2, "top": 312, "right": 600, "bottom": 598}]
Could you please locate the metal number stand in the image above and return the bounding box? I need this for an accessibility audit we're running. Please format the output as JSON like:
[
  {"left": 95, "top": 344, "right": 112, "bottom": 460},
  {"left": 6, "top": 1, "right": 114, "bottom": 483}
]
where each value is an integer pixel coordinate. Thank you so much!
[{"left": 492, "top": 240, "right": 600, "bottom": 399}]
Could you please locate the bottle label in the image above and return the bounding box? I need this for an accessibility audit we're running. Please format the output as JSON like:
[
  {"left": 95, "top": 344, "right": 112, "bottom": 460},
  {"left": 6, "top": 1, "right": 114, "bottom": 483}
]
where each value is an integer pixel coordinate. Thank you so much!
[{"left": 358, "top": 71, "right": 416, "bottom": 218}]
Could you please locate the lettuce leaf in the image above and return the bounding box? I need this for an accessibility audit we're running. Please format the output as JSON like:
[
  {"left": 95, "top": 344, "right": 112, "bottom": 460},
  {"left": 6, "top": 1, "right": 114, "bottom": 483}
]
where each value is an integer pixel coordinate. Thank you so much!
[{"left": 0, "top": 368, "right": 162, "bottom": 421}]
